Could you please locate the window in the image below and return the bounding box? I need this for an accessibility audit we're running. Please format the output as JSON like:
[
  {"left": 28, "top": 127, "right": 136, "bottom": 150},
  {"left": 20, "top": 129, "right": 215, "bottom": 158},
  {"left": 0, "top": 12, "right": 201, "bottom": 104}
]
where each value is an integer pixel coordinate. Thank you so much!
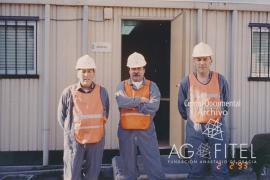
[
  {"left": 0, "top": 16, "right": 39, "bottom": 78},
  {"left": 248, "top": 23, "right": 270, "bottom": 81}
]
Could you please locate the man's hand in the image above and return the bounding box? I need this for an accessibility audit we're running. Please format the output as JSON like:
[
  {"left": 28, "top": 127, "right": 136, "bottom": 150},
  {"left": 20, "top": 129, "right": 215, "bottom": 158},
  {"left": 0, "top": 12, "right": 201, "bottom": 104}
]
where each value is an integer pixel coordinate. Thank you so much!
[{"left": 140, "top": 97, "right": 149, "bottom": 103}]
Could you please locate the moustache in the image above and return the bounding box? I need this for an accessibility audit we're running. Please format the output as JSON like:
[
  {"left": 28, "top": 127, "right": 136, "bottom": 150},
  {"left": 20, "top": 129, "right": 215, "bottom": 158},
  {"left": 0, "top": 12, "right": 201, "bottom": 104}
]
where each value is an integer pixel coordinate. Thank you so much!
[{"left": 132, "top": 73, "right": 140, "bottom": 77}]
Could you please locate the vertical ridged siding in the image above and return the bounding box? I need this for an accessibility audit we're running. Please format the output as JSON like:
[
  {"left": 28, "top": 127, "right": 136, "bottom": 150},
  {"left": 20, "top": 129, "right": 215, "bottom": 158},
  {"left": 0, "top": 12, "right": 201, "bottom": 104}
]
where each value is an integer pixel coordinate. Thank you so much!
[
  {"left": 1, "top": 4, "right": 270, "bottom": 151},
  {"left": 231, "top": 11, "right": 270, "bottom": 145},
  {"left": 0, "top": 4, "right": 44, "bottom": 151}
]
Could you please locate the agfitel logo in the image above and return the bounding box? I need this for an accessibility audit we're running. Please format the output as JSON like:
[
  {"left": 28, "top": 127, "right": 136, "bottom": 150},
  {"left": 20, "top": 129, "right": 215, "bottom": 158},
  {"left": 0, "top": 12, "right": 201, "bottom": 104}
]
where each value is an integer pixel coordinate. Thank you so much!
[
  {"left": 168, "top": 120, "right": 256, "bottom": 162},
  {"left": 168, "top": 143, "right": 256, "bottom": 160}
]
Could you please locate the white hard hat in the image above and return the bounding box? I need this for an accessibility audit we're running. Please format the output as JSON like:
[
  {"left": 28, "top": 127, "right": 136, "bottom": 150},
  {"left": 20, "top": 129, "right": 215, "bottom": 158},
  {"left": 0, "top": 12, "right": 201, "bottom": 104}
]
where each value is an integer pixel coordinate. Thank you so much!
[
  {"left": 75, "top": 55, "right": 96, "bottom": 70},
  {"left": 127, "top": 52, "right": 147, "bottom": 68},
  {"left": 192, "top": 42, "right": 213, "bottom": 58}
]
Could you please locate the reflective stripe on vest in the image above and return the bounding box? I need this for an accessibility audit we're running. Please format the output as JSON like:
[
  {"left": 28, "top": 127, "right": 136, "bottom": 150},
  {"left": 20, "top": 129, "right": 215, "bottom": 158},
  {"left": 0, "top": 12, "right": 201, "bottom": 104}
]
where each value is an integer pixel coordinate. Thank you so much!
[
  {"left": 74, "top": 113, "right": 104, "bottom": 121},
  {"left": 72, "top": 85, "right": 105, "bottom": 144},
  {"left": 120, "top": 80, "right": 151, "bottom": 130},
  {"left": 189, "top": 72, "right": 222, "bottom": 124}
]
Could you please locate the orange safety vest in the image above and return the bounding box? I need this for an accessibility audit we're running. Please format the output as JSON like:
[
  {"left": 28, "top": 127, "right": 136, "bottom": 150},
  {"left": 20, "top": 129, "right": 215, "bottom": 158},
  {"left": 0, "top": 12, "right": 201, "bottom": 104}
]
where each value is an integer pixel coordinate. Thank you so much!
[
  {"left": 189, "top": 72, "right": 222, "bottom": 124},
  {"left": 120, "top": 80, "right": 151, "bottom": 130},
  {"left": 72, "top": 85, "right": 105, "bottom": 144}
]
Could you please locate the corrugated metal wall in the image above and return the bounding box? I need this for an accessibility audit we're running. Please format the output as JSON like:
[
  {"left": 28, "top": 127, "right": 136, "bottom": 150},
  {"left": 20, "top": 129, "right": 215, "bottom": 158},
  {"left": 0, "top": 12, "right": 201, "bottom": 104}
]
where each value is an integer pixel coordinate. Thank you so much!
[
  {"left": 230, "top": 11, "right": 270, "bottom": 144},
  {"left": 0, "top": 4, "right": 44, "bottom": 151},
  {"left": 1, "top": 3, "right": 270, "bottom": 151}
]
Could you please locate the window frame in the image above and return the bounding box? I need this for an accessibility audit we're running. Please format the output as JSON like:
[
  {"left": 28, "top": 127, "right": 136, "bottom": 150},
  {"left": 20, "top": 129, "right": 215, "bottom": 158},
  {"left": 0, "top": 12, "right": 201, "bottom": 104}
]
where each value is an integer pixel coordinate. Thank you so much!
[
  {"left": 248, "top": 23, "right": 270, "bottom": 81},
  {"left": 0, "top": 16, "right": 39, "bottom": 79}
]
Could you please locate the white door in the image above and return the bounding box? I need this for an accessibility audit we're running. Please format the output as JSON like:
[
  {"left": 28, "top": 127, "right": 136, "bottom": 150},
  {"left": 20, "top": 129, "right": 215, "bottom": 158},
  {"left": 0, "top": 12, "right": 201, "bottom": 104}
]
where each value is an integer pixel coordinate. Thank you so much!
[{"left": 170, "top": 12, "right": 185, "bottom": 147}]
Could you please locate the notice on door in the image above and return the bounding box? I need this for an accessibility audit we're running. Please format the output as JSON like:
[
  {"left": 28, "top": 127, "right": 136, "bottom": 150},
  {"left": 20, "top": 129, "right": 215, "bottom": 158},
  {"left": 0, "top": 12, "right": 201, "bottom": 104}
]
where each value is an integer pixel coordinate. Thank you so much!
[{"left": 90, "top": 42, "right": 111, "bottom": 52}]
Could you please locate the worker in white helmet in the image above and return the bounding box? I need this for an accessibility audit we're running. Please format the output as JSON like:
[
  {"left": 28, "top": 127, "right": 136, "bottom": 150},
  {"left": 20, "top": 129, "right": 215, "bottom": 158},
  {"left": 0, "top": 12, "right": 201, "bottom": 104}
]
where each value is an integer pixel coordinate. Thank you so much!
[
  {"left": 178, "top": 42, "right": 230, "bottom": 179},
  {"left": 115, "top": 52, "right": 166, "bottom": 179},
  {"left": 58, "top": 55, "right": 109, "bottom": 180}
]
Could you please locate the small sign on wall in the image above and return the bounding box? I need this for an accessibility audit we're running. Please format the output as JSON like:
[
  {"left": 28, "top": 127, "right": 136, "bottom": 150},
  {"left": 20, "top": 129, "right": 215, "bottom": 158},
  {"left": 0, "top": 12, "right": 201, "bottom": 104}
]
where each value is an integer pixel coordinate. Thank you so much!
[{"left": 90, "top": 42, "right": 111, "bottom": 53}]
